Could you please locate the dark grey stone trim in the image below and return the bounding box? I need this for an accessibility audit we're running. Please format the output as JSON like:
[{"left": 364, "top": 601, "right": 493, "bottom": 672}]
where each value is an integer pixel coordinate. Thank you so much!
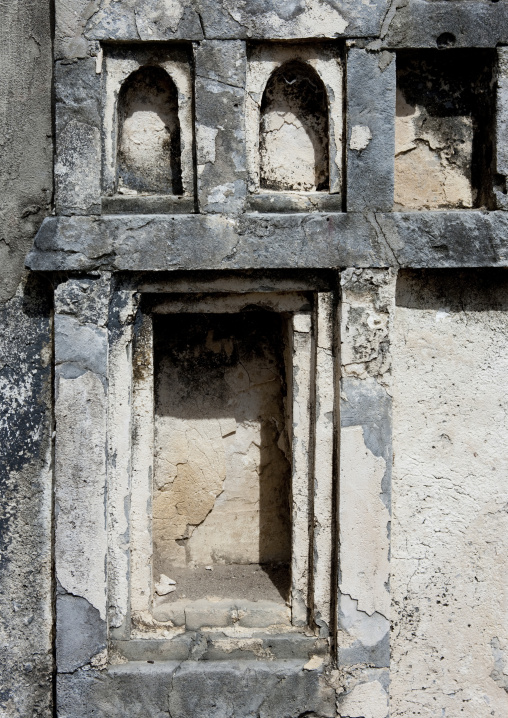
[
  {"left": 27, "top": 211, "right": 508, "bottom": 272},
  {"left": 56, "top": 593, "right": 107, "bottom": 673},
  {"left": 102, "top": 195, "right": 196, "bottom": 215},
  {"left": 57, "top": 660, "right": 336, "bottom": 718},
  {"left": 383, "top": 0, "right": 508, "bottom": 49},
  {"left": 83, "top": 0, "right": 389, "bottom": 43},
  {"left": 247, "top": 193, "right": 343, "bottom": 213},
  {"left": 112, "top": 633, "right": 328, "bottom": 662},
  {"left": 346, "top": 48, "right": 395, "bottom": 212}
]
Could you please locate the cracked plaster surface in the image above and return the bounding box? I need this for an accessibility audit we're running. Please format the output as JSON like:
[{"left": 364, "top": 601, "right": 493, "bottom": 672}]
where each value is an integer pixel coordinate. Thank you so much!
[
  {"left": 391, "top": 270, "right": 508, "bottom": 717},
  {"left": 153, "top": 312, "right": 290, "bottom": 572}
]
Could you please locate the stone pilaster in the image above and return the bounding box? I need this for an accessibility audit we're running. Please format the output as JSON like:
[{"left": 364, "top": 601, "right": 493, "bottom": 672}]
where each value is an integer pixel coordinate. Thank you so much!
[
  {"left": 54, "top": 274, "right": 111, "bottom": 674},
  {"left": 336, "top": 268, "right": 396, "bottom": 718}
]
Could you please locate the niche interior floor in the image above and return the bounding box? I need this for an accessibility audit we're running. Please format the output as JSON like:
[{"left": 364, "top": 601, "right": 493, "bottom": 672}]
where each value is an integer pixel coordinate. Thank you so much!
[{"left": 154, "top": 563, "right": 290, "bottom": 605}]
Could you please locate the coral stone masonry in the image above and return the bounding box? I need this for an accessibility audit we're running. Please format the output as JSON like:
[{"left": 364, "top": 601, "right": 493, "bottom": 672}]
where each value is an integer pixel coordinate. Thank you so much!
[{"left": 2, "top": 1, "right": 508, "bottom": 717}]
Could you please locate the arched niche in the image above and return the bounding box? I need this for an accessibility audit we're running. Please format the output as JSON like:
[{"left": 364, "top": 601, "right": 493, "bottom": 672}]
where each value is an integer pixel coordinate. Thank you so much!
[
  {"left": 117, "top": 66, "right": 183, "bottom": 195},
  {"left": 259, "top": 61, "right": 329, "bottom": 192}
]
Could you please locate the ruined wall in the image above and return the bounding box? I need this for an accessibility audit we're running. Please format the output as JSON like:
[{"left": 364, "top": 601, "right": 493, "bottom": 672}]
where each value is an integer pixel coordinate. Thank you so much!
[
  {"left": 4, "top": 0, "right": 508, "bottom": 716},
  {"left": 392, "top": 270, "right": 508, "bottom": 717},
  {"left": 0, "top": 1, "right": 54, "bottom": 716}
]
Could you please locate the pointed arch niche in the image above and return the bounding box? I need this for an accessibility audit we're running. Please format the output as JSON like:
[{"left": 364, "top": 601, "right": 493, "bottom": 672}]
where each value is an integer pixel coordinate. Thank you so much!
[
  {"left": 246, "top": 43, "right": 343, "bottom": 212},
  {"left": 102, "top": 45, "right": 194, "bottom": 213}
]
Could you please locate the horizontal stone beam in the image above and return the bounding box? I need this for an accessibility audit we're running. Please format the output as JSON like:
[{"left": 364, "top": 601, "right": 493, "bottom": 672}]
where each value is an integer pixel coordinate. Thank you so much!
[
  {"left": 383, "top": 0, "right": 508, "bottom": 49},
  {"left": 26, "top": 211, "right": 508, "bottom": 273}
]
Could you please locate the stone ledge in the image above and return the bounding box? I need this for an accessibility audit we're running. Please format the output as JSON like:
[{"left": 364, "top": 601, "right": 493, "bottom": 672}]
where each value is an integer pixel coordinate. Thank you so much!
[
  {"left": 57, "top": 659, "right": 336, "bottom": 718},
  {"left": 112, "top": 633, "right": 328, "bottom": 662},
  {"left": 26, "top": 211, "right": 508, "bottom": 272}
]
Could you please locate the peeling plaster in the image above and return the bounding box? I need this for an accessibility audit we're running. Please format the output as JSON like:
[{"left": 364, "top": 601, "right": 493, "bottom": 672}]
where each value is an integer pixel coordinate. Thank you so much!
[{"left": 339, "top": 425, "right": 390, "bottom": 618}]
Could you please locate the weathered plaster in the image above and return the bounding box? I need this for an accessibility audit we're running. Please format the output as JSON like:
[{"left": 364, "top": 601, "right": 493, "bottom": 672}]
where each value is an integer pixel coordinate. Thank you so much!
[
  {"left": 339, "top": 425, "right": 389, "bottom": 618},
  {"left": 392, "top": 270, "right": 508, "bottom": 717},
  {"left": 246, "top": 43, "right": 343, "bottom": 197}
]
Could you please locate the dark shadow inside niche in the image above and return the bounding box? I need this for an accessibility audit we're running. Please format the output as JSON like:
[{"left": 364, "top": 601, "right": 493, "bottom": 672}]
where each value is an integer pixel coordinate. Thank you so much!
[
  {"left": 260, "top": 60, "right": 329, "bottom": 192},
  {"left": 117, "top": 66, "right": 183, "bottom": 195},
  {"left": 396, "top": 269, "right": 508, "bottom": 311},
  {"left": 395, "top": 50, "right": 496, "bottom": 210},
  {"left": 152, "top": 311, "right": 291, "bottom": 604}
]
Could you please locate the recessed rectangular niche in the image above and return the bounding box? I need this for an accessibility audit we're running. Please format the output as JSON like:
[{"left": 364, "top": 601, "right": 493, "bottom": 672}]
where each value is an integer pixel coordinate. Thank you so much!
[
  {"left": 152, "top": 312, "right": 291, "bottom": 613},
  {"left": 125, "top": 290, "right": 336, "bottom": 639},
  {"left": 245, "top": 43, "right": 343, "bottom": 213},
  {"left": 395, "top": 49, "right": 495, "bottom": 210},
  {"left": 102, "top": 44, "right": 194, "bottom": 214}
]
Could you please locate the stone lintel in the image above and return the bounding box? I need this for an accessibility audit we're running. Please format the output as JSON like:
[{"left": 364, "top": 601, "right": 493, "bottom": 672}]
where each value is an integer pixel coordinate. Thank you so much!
[
  {"left": 382, "top": 0, "right": 508, "bottom": 49},
  {"left": 27, "top": 211, "right": 508, "bottom": 273}
]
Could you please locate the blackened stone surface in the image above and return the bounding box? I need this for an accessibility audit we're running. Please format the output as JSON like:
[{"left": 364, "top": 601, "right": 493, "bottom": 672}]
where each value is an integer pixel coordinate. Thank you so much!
[
  {"left": 26, "top": 213, "right": 386, "bottom": 271},
  {"left": 0, "top": 277, "right": 53, "bottom": 717},
  {"left": 0, "top": 2, "right": 53, "bottom": 304},
  {"left": 383, "top": 0, "right": 508, "bottom": 49},
  {"left": 0, "top": 0, "right": 53, "bottom": 715},
  {"left": 82, "top": 0, "right": 389, "bottom": 43},
  {"left": 58, "top": 660, "right": 335, "bottom": 718},
  {"left": 346, "top": 48, "right": 395, "bottom": 212},
  {"left": 378, "top": 211, "right": 508, "bottom": 267}
]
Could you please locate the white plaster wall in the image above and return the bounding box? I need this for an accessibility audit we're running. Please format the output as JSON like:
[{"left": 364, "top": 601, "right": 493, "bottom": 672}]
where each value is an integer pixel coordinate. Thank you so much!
[{"left": 392, "top": 271, "right": 508, "bottom": 717}]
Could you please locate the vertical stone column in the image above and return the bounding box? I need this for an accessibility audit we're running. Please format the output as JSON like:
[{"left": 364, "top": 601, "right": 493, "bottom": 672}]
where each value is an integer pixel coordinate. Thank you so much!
[
  {"left": 290, "top": 313, "right": 314, "bottom": 627},
  {"left": 336, "top": 269, "right": 396, "bottom": 718},
  {"left": 346, "top": 47, "right": 396, "bottom": 212},
  {"left": 54, "top": 274, "right": 110, "bottom": 674},
  {"left": 54, "top": 55, "right": 102, "bottom": 215},
  {"left": 194, "top": 40, "right": 247, "bottom": 214},
  {"left": 495, "top": 47, "right": 508, "bottom": 209},
  {"left": 312, "top": 293, "right": 335, "bottom": 637}
]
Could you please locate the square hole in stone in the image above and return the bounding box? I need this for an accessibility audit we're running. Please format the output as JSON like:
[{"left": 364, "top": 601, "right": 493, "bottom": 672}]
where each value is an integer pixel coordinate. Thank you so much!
[
  {"left": 395, "top": 49, "right": 495, "bottom": 210},
  {"left": 152, "top": 311, "right": 291, "bottom": 610}
]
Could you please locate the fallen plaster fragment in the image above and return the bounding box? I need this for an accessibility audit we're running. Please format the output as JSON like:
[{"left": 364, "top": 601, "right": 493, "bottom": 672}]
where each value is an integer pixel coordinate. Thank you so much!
[
  {"left": 155, "top": 574, "right": 177, "bottom": 596},
  {"left": 304, "top": 655, "right": 324, "bottom": 671},
  {"left": 159, "top": 574, "right": 176, "bottom": 585},
  {"left": 339, "top": 680, "right": 388, "bottom": 718},
  {"left": 350, "top": 125, "right": 372, "bottom": 152}
]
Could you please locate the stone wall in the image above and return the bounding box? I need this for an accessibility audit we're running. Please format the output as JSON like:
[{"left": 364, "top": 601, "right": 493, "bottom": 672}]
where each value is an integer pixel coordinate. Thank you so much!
[
  {"left": 3, "top": 1, "right": 508, "bottom": 717},
  {"left": 0, "top": 1, "right": 53, "bottom": 716}
]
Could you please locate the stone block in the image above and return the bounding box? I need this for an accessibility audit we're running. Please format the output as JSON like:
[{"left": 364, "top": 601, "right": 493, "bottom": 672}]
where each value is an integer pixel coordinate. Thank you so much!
[
  {"left": 236, "top": 601, "right": 290, "bottom": 628},
  {"left": 346, "top": 47, "right": 395, "bottom": 212},
  {"left": 54, "top": 58, "right": 101, "bottom": 215},
  {"left": 56, "top": 593, "right": 107, "bottom": 673},
  {"left": 54, "top": 314, "right": 107, "bottom": 377},
  {"left": 184, "top": 600, "right": 234, "bottom": 630},
  {"left": 84, "top": 0, "right": 203, "bottom": 42},
  {"left": 383, "top": 1, "right": 508, "bottom": 49},
  {"left": 195, "top": 41, "right": 247, "bottom": 214},
  {"left": 58, "top": 660, "right": 336, "bottom": 718}
]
